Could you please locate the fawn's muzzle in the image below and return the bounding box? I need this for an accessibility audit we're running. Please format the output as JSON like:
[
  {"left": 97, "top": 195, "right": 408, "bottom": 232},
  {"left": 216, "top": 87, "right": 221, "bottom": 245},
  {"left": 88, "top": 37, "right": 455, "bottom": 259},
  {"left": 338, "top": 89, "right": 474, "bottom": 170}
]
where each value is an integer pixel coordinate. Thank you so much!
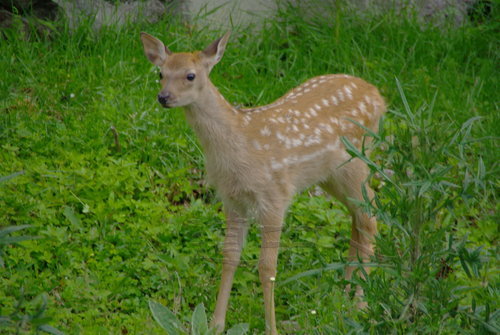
[{"left": 157, "top": 92, "right": 171, "bottom": 106}]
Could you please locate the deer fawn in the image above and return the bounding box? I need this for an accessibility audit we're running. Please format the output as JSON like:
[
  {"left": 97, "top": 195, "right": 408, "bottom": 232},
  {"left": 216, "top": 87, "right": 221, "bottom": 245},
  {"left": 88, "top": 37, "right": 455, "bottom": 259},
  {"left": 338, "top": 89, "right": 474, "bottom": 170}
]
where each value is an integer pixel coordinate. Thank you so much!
[{"left": 140, "top": 31, "right": 386, "bottom": 334}]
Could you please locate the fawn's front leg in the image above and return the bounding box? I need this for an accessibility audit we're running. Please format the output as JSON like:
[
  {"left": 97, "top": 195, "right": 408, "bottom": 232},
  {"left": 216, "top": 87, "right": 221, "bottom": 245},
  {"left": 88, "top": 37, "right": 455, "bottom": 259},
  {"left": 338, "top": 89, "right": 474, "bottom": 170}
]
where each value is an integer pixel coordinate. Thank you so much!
[
  {"left": 258, "top": 208, "right": 286, "bottom": 335},
  {"left": 212, "top": 208, "right": 248, "bottom": 333}
]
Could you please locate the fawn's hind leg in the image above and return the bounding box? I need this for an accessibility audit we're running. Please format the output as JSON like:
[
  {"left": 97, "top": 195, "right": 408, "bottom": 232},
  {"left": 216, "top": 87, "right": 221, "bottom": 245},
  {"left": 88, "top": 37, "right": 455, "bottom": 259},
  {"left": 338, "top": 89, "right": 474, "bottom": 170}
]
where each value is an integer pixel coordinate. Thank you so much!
[{"left": 320, "top": 160, "right": 377, "bottom": 306}]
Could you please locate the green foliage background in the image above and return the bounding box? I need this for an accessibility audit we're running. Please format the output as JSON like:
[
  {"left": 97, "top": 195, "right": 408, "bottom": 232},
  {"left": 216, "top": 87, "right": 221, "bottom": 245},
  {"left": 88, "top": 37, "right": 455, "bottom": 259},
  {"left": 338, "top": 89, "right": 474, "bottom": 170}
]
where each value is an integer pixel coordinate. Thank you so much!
[{"left": 0, "top": 3, "right": 498, "bottom": 334}]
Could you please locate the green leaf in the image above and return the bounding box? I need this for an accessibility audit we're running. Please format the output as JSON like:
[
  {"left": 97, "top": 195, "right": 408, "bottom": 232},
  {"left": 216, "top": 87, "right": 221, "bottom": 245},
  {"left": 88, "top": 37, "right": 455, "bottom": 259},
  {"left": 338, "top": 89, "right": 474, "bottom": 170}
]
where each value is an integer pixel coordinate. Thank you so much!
[
  {"left": 282, "top": 263, "right": 344, "bottom": 284},
  {"left": 340, "top": 136, "right": 402, "bottom": 193},
  {"left": 395, "top": 77, "right": 415, "bottom": 124},
  {"left": 39, "top": 324, "right": 66, "bottom": 335},
  {"left": 0, "top": 225, "right": 39, "bottom": 246},
  {"left": 0, "top": 235, "right": 39, "bottom": 245},
  {"left": 282, "top": 261, "right": 382, "bottom": 285},
  {"left": 458, "top": 249, "right": 472, "bottom": 278},
  {"left": 148, "top": 300, "right": 184, "bottom": 335},
  {"left": 0, "top": 316, "right": 12, "bottom": 326},
  {"left": 0, "top": 170, "right": 25, "bottom": 183},
  {"left": 191, "top": 303, "right": 208, "bottom": 335},
  {"left": 63, "top": 206, "right": 82, "bottom": 229},
  {"left": 0, "top": 225, "right": 32, "bottom": 237},
  {"left": 226, "top": 323, "right": 249, "bottom": 335},
  {"left": 465, "top": 311, "right": 500, "bottom": 333}
]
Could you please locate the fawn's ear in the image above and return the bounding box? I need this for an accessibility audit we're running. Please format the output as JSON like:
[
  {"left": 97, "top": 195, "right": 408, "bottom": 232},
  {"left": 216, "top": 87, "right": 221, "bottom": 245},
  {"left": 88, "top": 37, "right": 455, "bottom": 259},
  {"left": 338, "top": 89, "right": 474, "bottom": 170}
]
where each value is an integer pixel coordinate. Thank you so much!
[
  {"left": 201, "top": 31, "right": 231, "bottom": 72},
  {"left": 140, "top": 32, "right": 172, "bottom": 66}
]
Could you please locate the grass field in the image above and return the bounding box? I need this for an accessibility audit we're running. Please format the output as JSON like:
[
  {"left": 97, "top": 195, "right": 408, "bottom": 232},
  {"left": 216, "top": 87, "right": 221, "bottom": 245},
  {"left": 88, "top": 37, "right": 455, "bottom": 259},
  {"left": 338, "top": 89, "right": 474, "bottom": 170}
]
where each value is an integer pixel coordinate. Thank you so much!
[{"left": 0, "top": 3, "right": 498, "bottom": 334}]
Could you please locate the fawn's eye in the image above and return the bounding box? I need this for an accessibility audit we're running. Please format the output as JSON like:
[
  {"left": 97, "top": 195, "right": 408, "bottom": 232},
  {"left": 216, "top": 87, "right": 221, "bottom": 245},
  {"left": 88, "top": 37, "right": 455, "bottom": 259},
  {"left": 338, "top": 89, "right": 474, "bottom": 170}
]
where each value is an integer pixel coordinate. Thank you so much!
[
  {"left": 159, "top": 72, "right": 163, "bottom": 80},
  {"left": 186, "top": 73, "right": 196, "bottom": 81}
]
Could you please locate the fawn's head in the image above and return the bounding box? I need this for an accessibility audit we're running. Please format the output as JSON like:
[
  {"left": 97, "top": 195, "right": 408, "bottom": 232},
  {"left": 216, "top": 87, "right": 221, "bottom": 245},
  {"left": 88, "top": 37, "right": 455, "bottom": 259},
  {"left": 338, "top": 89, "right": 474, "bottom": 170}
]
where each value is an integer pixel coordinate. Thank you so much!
[{"left": 140, "top": 32, "right": 230, "bottom": 108}]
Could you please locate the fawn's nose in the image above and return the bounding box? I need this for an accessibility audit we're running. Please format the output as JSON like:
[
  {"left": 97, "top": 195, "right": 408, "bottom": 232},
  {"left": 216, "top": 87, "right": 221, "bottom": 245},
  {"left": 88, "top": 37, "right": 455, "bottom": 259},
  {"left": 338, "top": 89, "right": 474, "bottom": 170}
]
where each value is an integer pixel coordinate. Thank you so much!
[{"left": 157, "top": 92, "right": 171, "bottom": 106}]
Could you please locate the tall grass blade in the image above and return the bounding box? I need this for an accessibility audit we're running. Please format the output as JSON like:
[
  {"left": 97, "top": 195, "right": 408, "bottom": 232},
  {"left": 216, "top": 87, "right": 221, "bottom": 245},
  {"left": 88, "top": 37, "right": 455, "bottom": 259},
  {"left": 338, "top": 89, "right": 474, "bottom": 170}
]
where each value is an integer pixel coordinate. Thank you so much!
[
  {"left": 0, "top": 171, "right": 25, "bottom": 183},
  {"left": 39, "top": 324, "right": 66, "bottom": 335}
]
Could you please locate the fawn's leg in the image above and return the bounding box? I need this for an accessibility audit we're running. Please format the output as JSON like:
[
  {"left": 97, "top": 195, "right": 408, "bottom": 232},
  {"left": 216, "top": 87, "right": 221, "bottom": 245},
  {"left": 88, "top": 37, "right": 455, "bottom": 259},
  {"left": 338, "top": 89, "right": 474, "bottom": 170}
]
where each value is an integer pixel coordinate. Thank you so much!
[
  {"left": 321, "top": 161, "right": 377, "bottom": 305},
  {"left": 258, "top": 203, "right": 287, "bottom": 335},
  {"left": 344, "top": 209, "right": 376, "bottom": 307},
  {"left": 212, "top": 206, "right": 248, "bottom": 332}
]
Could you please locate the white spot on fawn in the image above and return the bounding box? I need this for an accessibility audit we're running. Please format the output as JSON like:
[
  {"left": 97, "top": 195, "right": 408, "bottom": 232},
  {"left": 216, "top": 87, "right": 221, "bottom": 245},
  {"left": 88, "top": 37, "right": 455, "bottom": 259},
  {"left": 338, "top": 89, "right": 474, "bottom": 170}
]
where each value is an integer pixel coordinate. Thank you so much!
[
  {"left": 270, "top": 141, "right": 344, "bottom": 170},
  {"left": 243, "top": 115, "right": 252, "bottom": 126},
  {"left": 329, "top": 117, "right": 339, "bottom": 126},
  {"left": 337, "top": 90, "right": 345, "bottom": 101},
  {"left": 304, "top": 135, "right": 322, "bottom": 147},
  {"left": 364, "top": 95, "right": 372, "bottom": 105},
  {"left": 261, "top": 126, "right": 272, "bottom": 136},
  {"left": 271, "top": 157, "right": 284, "bottom": 170},
  {"left": 310, "top": 108, "right": 318, "bottom": 117},
  {"left": 359, "top": 102, "right": 367, "bottom": 114},
  {"left": 292, "top": 138, "right": 303, "bottom": 147},
  {"left": 276, "top": 131, "right": 285, "bottom": 142},
  {"left": 319, "top": 123, "right": 334, "bottom": 134},
  {"left": 253, "top": 140, "right": 262, "bottom": 151},
  {"left": 344, "top": 85, "right": 353, "bottom": 99},
  {"left": 322, "top": 98, "right": 329, "bottom": 107},
  {"left": 331, "top": 96, "right": 339, "bottom": 106}
]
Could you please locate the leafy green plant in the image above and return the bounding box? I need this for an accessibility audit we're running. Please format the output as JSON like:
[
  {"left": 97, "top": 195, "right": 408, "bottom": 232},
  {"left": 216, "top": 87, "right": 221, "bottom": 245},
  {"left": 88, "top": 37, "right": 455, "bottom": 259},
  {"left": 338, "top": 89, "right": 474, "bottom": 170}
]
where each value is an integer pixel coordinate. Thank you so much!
[
  {"left": 0, "top": 291, "right": 65, "bottom": 335},
  {"left": 336, "top": 81, "right": 498, "bottom": 333},
  {"left": 0, "top": 225, "right": 64, "bottom": 335},
  {"left": 0, "top": 225, "right": 38, "bottom": 268},
  {"left": 149, "top": 300, "right": 249, "bottom": 335}
]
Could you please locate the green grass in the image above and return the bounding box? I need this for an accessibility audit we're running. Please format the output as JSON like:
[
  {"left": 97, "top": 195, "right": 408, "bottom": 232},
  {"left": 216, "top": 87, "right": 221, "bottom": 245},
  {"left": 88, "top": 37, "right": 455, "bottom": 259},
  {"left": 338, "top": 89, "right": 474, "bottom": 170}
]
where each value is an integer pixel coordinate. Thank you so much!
[{"left": 1, "top": 3, "right": 498, "bottom": 334}]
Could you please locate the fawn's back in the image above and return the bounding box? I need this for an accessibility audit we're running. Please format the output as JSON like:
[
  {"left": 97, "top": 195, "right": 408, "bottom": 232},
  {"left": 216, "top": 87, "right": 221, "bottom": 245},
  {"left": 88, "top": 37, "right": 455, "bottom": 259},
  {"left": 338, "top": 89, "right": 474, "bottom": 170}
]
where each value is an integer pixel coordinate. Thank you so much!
[{"left": 233, "top": 74, "right": 385, "bottom": 192}]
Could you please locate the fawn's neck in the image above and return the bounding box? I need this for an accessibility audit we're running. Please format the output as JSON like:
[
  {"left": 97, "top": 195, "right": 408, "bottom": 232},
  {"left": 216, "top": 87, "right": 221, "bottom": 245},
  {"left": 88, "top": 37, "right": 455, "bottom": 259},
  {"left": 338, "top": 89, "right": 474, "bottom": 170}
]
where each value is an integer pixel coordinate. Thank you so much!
[
  {"left": 184, "top": 81, "right": 243, "bottom": 155},
  {"left": 185, "top": 81, "right": 262, "bottom": 197}
]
